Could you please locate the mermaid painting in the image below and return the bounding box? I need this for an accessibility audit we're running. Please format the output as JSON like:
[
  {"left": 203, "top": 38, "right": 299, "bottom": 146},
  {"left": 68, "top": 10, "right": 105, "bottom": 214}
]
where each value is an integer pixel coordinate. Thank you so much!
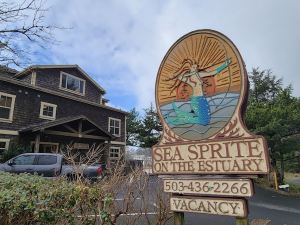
[{"left": 165, "top": 58, "right": 231, "bottom": 126}]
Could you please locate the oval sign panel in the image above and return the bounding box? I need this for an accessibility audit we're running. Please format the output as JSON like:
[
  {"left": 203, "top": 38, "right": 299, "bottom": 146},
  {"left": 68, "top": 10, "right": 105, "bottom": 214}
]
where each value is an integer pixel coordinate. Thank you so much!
[{"left": 156, "top": 30, "right": 247, "bottom": 141}]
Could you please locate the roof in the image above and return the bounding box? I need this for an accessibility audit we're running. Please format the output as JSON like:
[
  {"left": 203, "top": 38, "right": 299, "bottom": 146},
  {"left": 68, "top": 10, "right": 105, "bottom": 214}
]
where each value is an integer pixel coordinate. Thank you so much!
[
  {"left": 15, "top": 64, "right": 106, "bottom": 94},
  {"left": 0, "top": 75, "right": 128, "bottom": 115},
  {"left": 0, "top": 65, "right": 19, "bottom": 77},
  {"left": 19, "top": 115, "right": 114, "bottom": 140}
]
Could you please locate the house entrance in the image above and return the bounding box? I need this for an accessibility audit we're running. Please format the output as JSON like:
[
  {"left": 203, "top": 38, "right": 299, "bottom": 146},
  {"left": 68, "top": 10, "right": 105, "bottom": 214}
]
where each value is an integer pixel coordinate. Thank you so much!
[{"left": 31, "top": 142, "right": 59, "bottom": 153}]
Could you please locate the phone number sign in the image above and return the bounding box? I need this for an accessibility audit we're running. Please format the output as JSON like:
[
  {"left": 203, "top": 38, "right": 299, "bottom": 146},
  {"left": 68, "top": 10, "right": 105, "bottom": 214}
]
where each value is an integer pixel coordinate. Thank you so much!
[{"left": 164, "top": 178, "right": 253, "bottom": 197}]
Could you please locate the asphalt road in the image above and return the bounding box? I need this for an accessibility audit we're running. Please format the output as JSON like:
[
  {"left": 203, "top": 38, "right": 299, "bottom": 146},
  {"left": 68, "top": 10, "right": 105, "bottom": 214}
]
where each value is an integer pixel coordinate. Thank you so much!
[{"left": 115, "top": 176, "right": 300, "bottom": 225}]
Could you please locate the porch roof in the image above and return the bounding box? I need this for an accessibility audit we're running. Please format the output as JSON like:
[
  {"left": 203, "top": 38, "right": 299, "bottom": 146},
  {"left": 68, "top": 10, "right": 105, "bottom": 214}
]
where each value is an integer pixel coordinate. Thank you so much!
[{"left": 19, "top": 115, "right": 114, "bottom": 141}]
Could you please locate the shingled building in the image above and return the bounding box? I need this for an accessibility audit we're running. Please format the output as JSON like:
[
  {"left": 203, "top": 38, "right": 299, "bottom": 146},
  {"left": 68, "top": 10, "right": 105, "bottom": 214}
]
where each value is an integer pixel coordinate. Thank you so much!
[{"left": 0, "top": 65, "right": 127, "bottom": 164}]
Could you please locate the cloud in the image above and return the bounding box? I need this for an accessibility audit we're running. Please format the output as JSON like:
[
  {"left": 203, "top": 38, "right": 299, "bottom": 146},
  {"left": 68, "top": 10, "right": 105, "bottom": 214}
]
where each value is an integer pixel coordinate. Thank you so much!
[{"left": 32, "top": 0, "right": 300, "bottom": 111}]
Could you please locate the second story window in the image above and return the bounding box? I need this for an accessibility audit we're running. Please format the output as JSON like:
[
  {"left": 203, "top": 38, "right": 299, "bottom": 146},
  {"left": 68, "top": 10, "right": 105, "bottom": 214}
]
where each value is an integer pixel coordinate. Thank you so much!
[
  {"left": 60, "top": 72, "right": 85, "bottom": 95},
  {"left": 109, "top": 117, "right": 121, "bottom": 137},
  {"left": 39, "top": 102, "right": 57, "bottom": 120},
  {"left": 0, "top": 92, "right": 16, "bottom": 122}
]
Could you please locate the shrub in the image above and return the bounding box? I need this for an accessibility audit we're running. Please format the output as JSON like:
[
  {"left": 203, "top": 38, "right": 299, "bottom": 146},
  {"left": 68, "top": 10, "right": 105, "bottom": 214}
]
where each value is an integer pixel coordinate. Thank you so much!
[
  {"left": 1, "top": 144, "right": 30, "bottom": 163},
  {"left": 0, "top": 172, "right": 112, "bottom": 225}
]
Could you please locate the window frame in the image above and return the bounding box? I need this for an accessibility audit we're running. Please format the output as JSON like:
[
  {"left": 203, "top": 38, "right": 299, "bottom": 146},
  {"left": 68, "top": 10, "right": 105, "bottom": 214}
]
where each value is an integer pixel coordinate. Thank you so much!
[
  {"left": 39, "top": 101, "right": 57, "bottom": 120},
  {"left": 0, "top": 92, "right": 16, "bottom": 123},
  {"left": 109, "top": 146, "right": 121, "bottom": 159},
  {"left": 108, "top": 117, "right": 121, "bottom": 137},
  {"left": 59, "top": 71, "right": 86, "bottom": 96},
  {"left": 0, "top": 139, "right": 10, "bottom": 156}
]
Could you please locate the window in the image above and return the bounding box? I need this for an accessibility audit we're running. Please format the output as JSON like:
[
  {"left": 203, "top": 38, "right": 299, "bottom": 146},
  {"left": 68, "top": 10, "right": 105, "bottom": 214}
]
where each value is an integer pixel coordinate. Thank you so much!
[
  {"left": 0, "top": 139, "right": 9, "bottom": 155},
  {"left": 60, "top": 72, "right": 85, "bottom": 95},
  {"left": 13, "top": 155, "right": 35, "bottom": 165},
  {"left": 109, "top": 147, "right": 120, "bottom": 159},
  {"left": 36, "top": 155, "right": 57, "bottom": 165},
  {"left": 39, "top": 102, "right": 57, "bottom": 120},
  {"left": 0, "top": 92, "right": 16, "bottom": 122},
  {"left": 109, "top": 117, "right": 121, "bottom": 136}
]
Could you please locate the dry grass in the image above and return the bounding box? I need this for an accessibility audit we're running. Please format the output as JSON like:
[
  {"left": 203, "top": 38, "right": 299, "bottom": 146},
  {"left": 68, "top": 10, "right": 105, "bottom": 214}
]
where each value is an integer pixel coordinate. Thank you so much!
[
  {"left": 285, "top": 172, "right": 300, "bottom": 180},
  {"left": 251, "top": 219, "right": 271, "bottom": 225}
]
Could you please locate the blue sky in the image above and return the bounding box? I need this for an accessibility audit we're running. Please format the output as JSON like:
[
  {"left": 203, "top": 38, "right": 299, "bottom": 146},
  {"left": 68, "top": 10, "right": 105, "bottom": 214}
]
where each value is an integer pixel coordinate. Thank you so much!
[{"left": 26, "top": 0, "right": 300, "bottom": 112}]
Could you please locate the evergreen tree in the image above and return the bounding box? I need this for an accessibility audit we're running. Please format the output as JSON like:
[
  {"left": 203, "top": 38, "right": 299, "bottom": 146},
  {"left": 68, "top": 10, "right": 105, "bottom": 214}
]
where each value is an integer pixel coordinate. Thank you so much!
[
  {"left": 126, "top": 108, "right": 142, "bottom": 146},
  {"left": 139, "top": 103, "right": 162, "bottom": 148},
  {"left": 245, "top": 68, "right": 300, "bottom": 183}
]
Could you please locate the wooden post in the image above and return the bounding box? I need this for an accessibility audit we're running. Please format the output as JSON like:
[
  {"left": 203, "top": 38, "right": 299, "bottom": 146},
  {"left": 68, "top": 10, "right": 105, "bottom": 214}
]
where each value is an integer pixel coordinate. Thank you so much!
[
  {"left": 236, "top": 217, "right": 249, "bottom": 225},
  {"left": 34, "top": 133, "right": 40, "bottom": 153},
  {"left": 174, "top": 212, "right": 184, "bottom": 225},
  {"left": 78, "top": 119, "right": 83, "bottom": 138},
  {"left": 274, "top": 171, "right": 279, "bottom": 191}
]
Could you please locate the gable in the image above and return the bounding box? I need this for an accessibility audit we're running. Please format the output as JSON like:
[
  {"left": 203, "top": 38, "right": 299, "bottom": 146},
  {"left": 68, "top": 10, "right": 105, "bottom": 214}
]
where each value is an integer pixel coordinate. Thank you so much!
[{"left": 15, "top": 65, "right": 105, "bottom": 94}]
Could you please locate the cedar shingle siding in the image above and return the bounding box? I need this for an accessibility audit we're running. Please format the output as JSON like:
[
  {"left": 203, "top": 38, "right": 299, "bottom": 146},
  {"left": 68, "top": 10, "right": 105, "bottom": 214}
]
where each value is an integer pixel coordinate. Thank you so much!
[
  {"left": 19, "top": 68, "right": 103, "bottom": 103},
  {"left": 0, "top": 65, "right": 126, "bottom": 163}
]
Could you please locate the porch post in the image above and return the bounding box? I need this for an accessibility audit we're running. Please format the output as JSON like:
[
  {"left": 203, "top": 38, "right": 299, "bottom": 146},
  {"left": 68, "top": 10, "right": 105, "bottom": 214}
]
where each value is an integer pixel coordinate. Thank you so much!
[
  {"left": 107, "top": 140, "right": 111, "bottom": 169},
  {"left": 34, "top": 133, "right": 40, "bottom": 153},
  {"left": 78, "top": 119, "right": 83, "bottom": 138}
]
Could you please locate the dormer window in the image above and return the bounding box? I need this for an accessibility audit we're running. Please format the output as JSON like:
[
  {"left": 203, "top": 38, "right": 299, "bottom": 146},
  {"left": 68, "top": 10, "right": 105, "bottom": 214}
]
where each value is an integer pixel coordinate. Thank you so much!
[{"left": 59, "top": 72, "right": 85, "bottom": 95}]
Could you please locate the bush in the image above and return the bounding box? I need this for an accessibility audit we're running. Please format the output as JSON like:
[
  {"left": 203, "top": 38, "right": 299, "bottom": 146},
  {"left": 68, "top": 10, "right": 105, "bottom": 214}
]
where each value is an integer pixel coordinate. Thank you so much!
[
  {"left": 1, "top": 144, "right": 30, "bottom": 163},
  {"left": 0, "top": 172, "right": 112, "bottom": 225}
]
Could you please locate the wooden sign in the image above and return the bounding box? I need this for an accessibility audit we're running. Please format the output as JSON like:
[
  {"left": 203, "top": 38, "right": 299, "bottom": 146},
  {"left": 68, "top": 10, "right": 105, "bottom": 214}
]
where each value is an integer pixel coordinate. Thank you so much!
[
  {"left": 152, "top": 29, "right": 270, "bottom": 175},
  {"left": 153, "top": 137, "right": 269, "bottom": 174},
  {"left": 164, "top": 178, "right": 253, "bottom": 197},
  {"left": 152, "top": 29, "right": 270, "bottom": 220},
  {"left": 170, "top": 196, "right": 247, "bottom": 217}
]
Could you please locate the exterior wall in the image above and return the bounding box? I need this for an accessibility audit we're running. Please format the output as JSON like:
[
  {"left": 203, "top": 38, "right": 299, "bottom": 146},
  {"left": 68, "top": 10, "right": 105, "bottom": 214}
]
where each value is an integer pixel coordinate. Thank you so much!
[
  {"left": 0, "top": 80, "right": 126, "bottom": 144},
  {"left": 30, "top": 68, "right": 102, "bottom": 103}
]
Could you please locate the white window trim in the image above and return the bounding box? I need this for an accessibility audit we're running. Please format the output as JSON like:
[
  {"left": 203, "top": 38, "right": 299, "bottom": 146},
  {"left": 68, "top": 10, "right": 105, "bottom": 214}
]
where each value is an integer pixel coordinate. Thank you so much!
[
  {"left": 109, "top": 146, "right": 121, "bottom": 159},
  {"left": 0, "top": 92, "right": 16, "bottom": 123},
  {"left": 59, "top": 71, "right": 86, "bottom": 96},
  {"left": 108, "top": 117, "right": 121, "bottom": 137},
  {"left": 39, "top": 101, "right": 57, "bottom": 120},
  {"left": 0, "top": 139, "right": 10, "bottom": 151}
]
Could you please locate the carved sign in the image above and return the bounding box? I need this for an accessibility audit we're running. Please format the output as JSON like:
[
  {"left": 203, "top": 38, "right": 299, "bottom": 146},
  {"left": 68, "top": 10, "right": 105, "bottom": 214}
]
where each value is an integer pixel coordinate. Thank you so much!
[
  {"left": 153, "top": 29, "right": 270, "bottom": 175},
  {"left": 164, "top": 178, "right": 253, "bottom": 197},
  {"left": 170, "top": 196, "right": 247, "bottom": 217},
  {"left": 153, "top": 137, "right": 269, "bottom": 174}
]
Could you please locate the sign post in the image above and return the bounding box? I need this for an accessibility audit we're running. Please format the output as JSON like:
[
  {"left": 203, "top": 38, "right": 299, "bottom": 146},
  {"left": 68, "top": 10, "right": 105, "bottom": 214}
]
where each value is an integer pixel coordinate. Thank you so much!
[
  {"left": 236, "top": 217, "right": 249, "bottom": 225},
  {"left": 174, "top": 211, "right": 184, "bottom": 225},
  {"left": 152, "top": 29, "right": 270, "bottom": 225}
]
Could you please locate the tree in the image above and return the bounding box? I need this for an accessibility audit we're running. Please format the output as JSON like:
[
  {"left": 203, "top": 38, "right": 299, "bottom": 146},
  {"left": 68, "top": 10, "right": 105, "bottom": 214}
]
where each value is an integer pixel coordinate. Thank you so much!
[
  {"left": 126, "top": 108, "right": 142, "bottom": 146},
  {"left": 245, "top": 68, "right": 300, "bottom": 183},
  {"left": 0, "top": 0, "right": 60, "bottom": 66},
  {"left": 249, "top": 68, "right": 282, "bottom": 103},
  {"left": 138, "top": 103, "right": 162, "bottom": 148}
]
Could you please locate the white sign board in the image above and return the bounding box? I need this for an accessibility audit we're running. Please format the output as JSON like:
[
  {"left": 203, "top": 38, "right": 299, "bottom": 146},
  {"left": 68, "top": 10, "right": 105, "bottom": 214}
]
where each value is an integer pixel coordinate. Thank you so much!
[
  {"left": 164, "top": 178, "right": 253, "bottom": 197},
  {"left": 170, "top": 196, "right": 247, "bottom": 217}
]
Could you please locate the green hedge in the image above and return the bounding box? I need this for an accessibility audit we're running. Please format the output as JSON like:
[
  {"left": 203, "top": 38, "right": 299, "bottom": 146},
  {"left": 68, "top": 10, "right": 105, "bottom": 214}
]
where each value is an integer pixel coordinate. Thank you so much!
[{"left": 0, "top": 172, "right": 112, "bottom": 225}]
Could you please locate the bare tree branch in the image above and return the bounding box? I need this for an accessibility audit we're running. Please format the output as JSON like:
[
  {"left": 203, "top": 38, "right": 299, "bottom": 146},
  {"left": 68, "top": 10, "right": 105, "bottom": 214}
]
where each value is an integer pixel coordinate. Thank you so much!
[{"left": 0, "top": 0, "right": 65, "bottom": 67}]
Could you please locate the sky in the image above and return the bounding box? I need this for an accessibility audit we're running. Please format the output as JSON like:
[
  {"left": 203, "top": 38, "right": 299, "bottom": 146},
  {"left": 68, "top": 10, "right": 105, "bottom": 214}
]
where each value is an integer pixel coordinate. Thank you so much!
[{"left": 28, "top": 0, "right": 300, "bottom": 112}]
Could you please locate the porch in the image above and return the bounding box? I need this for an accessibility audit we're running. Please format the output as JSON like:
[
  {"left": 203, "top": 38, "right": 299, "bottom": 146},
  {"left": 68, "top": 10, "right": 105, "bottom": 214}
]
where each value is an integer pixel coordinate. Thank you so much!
[{"left": 19, "top": 115, "right": 114, "bottom": 161}]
